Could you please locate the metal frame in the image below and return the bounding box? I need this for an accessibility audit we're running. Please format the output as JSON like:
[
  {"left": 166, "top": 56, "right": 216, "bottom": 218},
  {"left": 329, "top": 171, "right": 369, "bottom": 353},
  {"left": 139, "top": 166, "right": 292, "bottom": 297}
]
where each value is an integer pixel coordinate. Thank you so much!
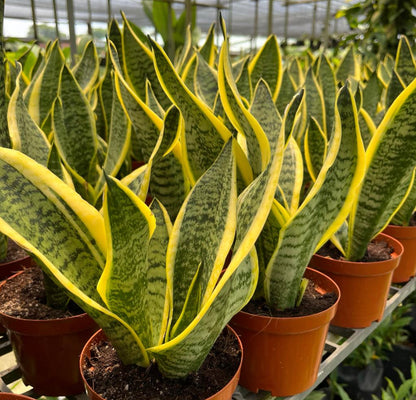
[{"left": 1, "top": 278, "right": 415, "bottom": 399}]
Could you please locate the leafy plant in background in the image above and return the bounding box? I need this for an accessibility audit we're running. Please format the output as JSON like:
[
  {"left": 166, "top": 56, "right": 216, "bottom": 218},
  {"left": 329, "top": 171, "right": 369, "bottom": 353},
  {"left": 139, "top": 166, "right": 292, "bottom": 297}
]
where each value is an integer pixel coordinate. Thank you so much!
[{"left": 336, "top": 0, "right": 416, "bottom": 57}]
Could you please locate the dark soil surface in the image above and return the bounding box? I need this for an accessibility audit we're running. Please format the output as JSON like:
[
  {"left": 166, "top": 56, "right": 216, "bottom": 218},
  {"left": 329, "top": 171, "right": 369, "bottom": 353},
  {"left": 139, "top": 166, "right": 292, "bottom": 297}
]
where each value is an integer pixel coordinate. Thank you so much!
[
  {"left": 317, "top": 239, "right": 393, "bottom": 262},
  {"left": 83, "top": 329, "right": 241, "bottom": 400},
  {"left": 409, "top": 212, "right": 416, "bottom": 226},
  {"left": 0, "top": 239, "right": 28, "bottom": 263},
  {"left": 0, "top": 267, "right": 82, "bottom": 319},
  {"left": 243, "top": 280, "right": 338, "bottom": 317}
]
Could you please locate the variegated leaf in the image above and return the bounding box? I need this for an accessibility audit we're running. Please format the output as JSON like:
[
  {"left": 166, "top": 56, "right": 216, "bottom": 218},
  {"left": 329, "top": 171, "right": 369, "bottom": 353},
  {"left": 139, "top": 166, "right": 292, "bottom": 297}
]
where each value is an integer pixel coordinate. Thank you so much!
[
  {"left": 317, "top": 55, "right": 336, "bottom": 136},
  {"left": 386, "top": 69, "right": 405, "bottom": 109},
  {"left": 121, "top": 163, "right": 151, "bottom": 201},
  {"left": 391, "top": 169, "right": 416, "bottom": 226},
  {"left": 122, "top": 15, "right": 170, "bottom": 109},
  {"left": 146, "top": 80, "right": 165, "bottom": 118},
  {"left": 265, "top": 85, "right": 365, "bottom": 310},
  {"left": 8, "top": 63, "right": 50, "bottom": 166},
  {"left": 0, "top": 148, "right": 148, "bottom": 366},
  {"left": 304, "top": 116, "right": 327, "bottom": 181},
  {"left": 347, "top": 78, "right": 416, "bottom": 260},
  {"left": 194, "top": 53, "right": 218, "bottom": 108},
  {"left": 248, "top": 35, "right": 282, "bottom": 102},
  {"left": 72, "top": 40, "right": 99, "bottom": 94},
  {"left": 336, "top": 46, "right": 358, "bottom": 83},
  {"left": 96, "top": 59, "right": 113, "bottom": 140},
  {"left": 275, "top": 68, "right": 296, "bottom": 115},
  {"left": 235, "top": 56, "right": 252, "bottom": 102},
  {"left": 168, "top": 140, "right": 237, "bottom": 338},
  {"left": 395, "top": 36, "right": 416, "bottom": 87},
  {"left": 305, "top": 67, "right": 326, "bottom": 135},
  {"left": 24, "top": 41, "right": 64, "bottom": 126},
  {"left": 199, "top": 23, "right": 216, "bottom": 66},
  {"left": 98, "top": 174, "right": 156, "bottom": 348},
  {"left": 363, "top": 71, "right": 383, "bottom": 117}
]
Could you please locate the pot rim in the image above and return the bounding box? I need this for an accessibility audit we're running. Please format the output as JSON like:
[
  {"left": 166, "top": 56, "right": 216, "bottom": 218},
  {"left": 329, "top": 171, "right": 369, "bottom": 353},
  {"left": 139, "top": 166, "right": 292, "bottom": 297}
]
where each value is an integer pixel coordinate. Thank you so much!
[{"left": 80, "top": 325, "right": 243, "bottom": 400}]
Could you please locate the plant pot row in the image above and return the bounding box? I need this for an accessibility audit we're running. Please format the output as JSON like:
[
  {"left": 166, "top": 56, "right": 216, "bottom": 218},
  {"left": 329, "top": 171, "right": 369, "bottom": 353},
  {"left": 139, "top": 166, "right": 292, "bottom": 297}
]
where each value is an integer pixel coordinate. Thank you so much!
[{"left": 1, "top": 227, "right": 414, "bottom": 400}]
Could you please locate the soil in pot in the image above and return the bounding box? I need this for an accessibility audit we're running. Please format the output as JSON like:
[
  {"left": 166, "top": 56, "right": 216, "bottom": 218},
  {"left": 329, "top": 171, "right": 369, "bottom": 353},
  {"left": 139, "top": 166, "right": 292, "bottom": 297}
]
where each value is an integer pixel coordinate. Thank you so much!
[
  {"left": 82, "top": 328, "right": 241, "bottom": 400},
  {"left": 0, "top": 239, "right": 32, "bottom": 281}
]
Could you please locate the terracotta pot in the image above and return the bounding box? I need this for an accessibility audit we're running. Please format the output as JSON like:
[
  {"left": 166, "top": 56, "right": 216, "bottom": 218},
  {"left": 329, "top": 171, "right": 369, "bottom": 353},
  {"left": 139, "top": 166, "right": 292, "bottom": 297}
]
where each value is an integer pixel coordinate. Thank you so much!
[
  {"left": 0, "top": 394, "right": 35, "bottom": 400},
  {"left": 309, "top": 233, "right": 403, "bottom": 328},
  {"left": 80, "top": 326, "right": 243, "bottom": 400},
  {"left": 383, "top": 225, "right": 416, "bottom": 283},
  {"left": 230, "top": 268, "right": 340, "bottom": 397},
  {"left": 0, "top": 273, "right": 98, "bottom": 396}
]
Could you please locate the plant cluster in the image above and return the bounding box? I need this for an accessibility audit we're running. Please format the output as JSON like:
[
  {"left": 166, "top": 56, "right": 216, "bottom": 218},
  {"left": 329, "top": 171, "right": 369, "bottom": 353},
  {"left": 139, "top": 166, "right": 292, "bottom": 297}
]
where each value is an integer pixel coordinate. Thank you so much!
[{"left": 0, "top": 13, "right": 416, "bottom": 383}]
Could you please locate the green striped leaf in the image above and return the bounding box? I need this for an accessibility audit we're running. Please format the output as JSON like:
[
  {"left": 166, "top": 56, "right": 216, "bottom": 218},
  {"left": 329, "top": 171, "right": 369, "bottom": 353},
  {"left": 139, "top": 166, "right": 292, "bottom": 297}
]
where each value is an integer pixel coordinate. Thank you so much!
[
  {"left": 24, "top": 41, "right": 64, "bottom": 126},
  {"left": 72, "top": 40, "right": 99, "bottom": 94},
  {"left": 95, "top": 58, "right": 113, "bottom": 140},
  {"left": 121, "top": 164, "right": 151, "bottom": 201},
  {"left": 146, "top": 80, "right": 165, "bottom": 118},
  {"left": 194, "top": 53, "right": 218, "bottom": 108},
  {"left": 265, "top": 85, "right": 365, "bottom": 310},
  {"left": 8, "top": 63, "right": 50, "bottom": 166},
  {"left": 0, "top": 25, "right": 10, "bottom": 148},
  {"left": 218, "top": 30, "right": 270, "bottom": 177},
  {"left": 122, "top": 15, "right": 170, "bottom": 109},
  {"left": 282, "top": 89, "right": 304, "bottom": 143},
  {"left": 94, "top": 79, "right": 132, "bottom": 198},
  {"left": 363, "top": 71, "right": 383, "bottom": 117},
  {"left": 348, "top": 78, "right": 416, "bottom": 260},
  {"left": 336, "top": 46, "right": 358, "bottom": 84},
  {"left": 147, "top": 199, "right": 172, "bottom": 345},
  {"left": 248, "top": 35, "right": 282, "bottom": 102},
  {"left": 395, "top": 36, "right": 416, "bottom": 87},
  {"left": 386, "top": 69, "right": 405, "bottom": 109},
  {"left": 288, "top": 58, "right": 303, "bottom": 88},
  {"left": 54, "top": 65, "right": 98, "bottom": 184},
  {"left": 199, "top": 24, "right": 216, "bottom": 66},
  {"left": 168, "top": 139, "right": 237, "bottom": 338},
  {"left": 277, "top": 137, "right": 303, "bottom": 213},
  {"left": 275, "top": 68, "right": 296, "bottom": 115},
  {"left": 235, "top": 56, "right": 252, "bottom": 103},
  {"left": 175, "top": 25, "right": 194, "bottom": 74},
  {"left": 0, "top": 148, "right": 147, "bottom": 366},
  {"left": 305, "top": 67, "right": 326, "bottom": 135},
  {"left": 359, "top": 109, "right": 376, "bottom": 148},
  {"left": 304, "top": 116, "right": 327, "bottom": 181},
  {"left": 391, "top": 169, "right": 416, "bottom": 226},
  {"left": 98, "top": 174, "right": 156, "bottom": 348},
  {"left": 108, "top": 19, "right": 124, "bottom": 72},
  {"left": 150, "top": 37, "right": 232, "bottom": 182},
  {"left": 317, "top": 55, "right": 336, "bottom": 135},
  {"left": 0, "top": 233, "right": 7, "bottom": 261}
]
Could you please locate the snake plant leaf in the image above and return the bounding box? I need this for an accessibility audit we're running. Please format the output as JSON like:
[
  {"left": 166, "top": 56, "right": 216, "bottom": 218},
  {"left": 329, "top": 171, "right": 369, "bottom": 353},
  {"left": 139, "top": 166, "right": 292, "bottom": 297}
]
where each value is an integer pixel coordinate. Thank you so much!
[
  {"left": 95, "top": 62, "right": 113, "bottom": 140},
  {"left": 175, "top": 25, "right": 193, "bottom": 74},
  {"left": 93, "top": 80, "right": 132, "bottom": 199},
  {"left": 149, "top": 37, "right": 234, "bottom": 182},
  {"left": 168, "top": 140, "right": 237, "bottom": 338},
  {"left": 336, "top": 46, "right": 359, "bottom": 84},
  {"left": 282, "top": 89, "right": 304, "bottom": 143},
  {"left": 248, "top": 35, "right": 282, "bottom": 102},
  {"left": 146, "top": 80, "right": 165, "bottom": 118},
  {"left": 72, "top": 40, "right": 99, "bottom": 94},
  {"left": 0, "top": 147, "right": 148, "bottom": 366},
  {"left": 0, "top": 41, "right": 10, "bottom": 148},
  {"left": 275, "top": 68, "right": 296, "bottom": 115},
  {"left": 347, "top": 78, "right": 416, "bottom": 260},
  {"left": 24, "top": 41, "right": 64, "bottom": 127},
  {"left": 121, "top": 163, "right": 151, "bottom": 201},
  {"left": 8, "top": 63, "right": 50, "bottom": 166},
  {"left": 147, "top": 199, "right": 172, "bottom": 345},
  {"left": 288, "top": 58, "right": 303, "bottom": 88},
  {"left": 359, "top": 108, "right": 376, "bottom": 148},
  {"left": 386, "top": 69, "right": 405, "bottom": 109},
  {"left": 110, "top": 45, "right": 161, "bottom": 162},
  {"left": 46, "top": 142, "right": 74, "bottom": 187},
  {"left": 98, "top": 174, "right": 156, "bottom": 348},
  {"left": 236, "top": 56, "right": 252, "bottom": 103},
  {"left": 218, "top": 31, "right": 270, "bottom": 177},
  {"left": 108, "top": 19, "right": 124, "bottom": 72},
  {"left": 122, "top": 15, "right": 170, "bottom": 109},
  {"left": 378, "top": 60, "right": 392, "bottom": 87},
  {"left": 55, "top": 65, "right": 99, "bottom": 184},
  {"left": 304, "top": 116, "right": 327, "bottom": 181},
  {"left": 362, "top": 71, "right": 383, "bottom": 118},
  {"left": 391, "top": 169, "right": 416, "bottom": 226},
  {"left": 51, "top": 97, "right": 96, "bottom": 203},
  {"left": 249, "top": 80, "right": 282, "bottom": 153},
  {"left": 181, "top": 54, "right": 197, "bottom": 93},
  {"left": 194, "top": 53, "right": 218, "bottom": 108},
  {"left": 395, "top": 36, "right": 416, "bottom": 87},
  {"left": 0, "top": 233, "right": 7, "bottom": 261},
  {"left": 277, "top": 137, "right": 304, "bottom": 214},
  {"left": 317, "top": 55, "right": 336, "bottom": 135},
  {"left": 199, "top": 23, "right": 216, "bottom": 66},
  {"left": 265, "top": 85, "right": 365, "bottom": 310},
  {"left": 305, "top": 67, "right": 327, "bottom": 135}
]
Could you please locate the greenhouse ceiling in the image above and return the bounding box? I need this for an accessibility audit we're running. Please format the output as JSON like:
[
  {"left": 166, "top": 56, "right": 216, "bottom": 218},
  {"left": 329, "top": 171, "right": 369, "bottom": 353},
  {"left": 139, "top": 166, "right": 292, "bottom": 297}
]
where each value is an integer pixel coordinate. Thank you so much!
[{"left": 4, "top": 0, "right": 354, "bottom": 43}]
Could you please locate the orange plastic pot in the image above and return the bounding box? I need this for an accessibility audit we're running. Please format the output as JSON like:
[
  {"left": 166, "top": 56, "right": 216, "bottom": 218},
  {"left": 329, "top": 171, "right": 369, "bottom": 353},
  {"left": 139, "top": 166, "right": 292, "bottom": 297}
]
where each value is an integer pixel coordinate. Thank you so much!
[
  {"left": 230, "top": 268, "right": 340, "bottom": 397},
  {"left": 80, "top": 326, "right": 243, "bottom": 400},
  {"left": 0, "top": 393, "right": 34, "bottom": 400},
  {"left": 0, "top": 273, "right": 98, "bottom": 396},
  {"left": 0, "top": 394, "right": 35, "bottom": 400},
  {"left": 383, "top": 225, "right": 416, "bottom": 283},
  {"left": 309, "top": 233, "right": 403, "bottom": 329}
]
